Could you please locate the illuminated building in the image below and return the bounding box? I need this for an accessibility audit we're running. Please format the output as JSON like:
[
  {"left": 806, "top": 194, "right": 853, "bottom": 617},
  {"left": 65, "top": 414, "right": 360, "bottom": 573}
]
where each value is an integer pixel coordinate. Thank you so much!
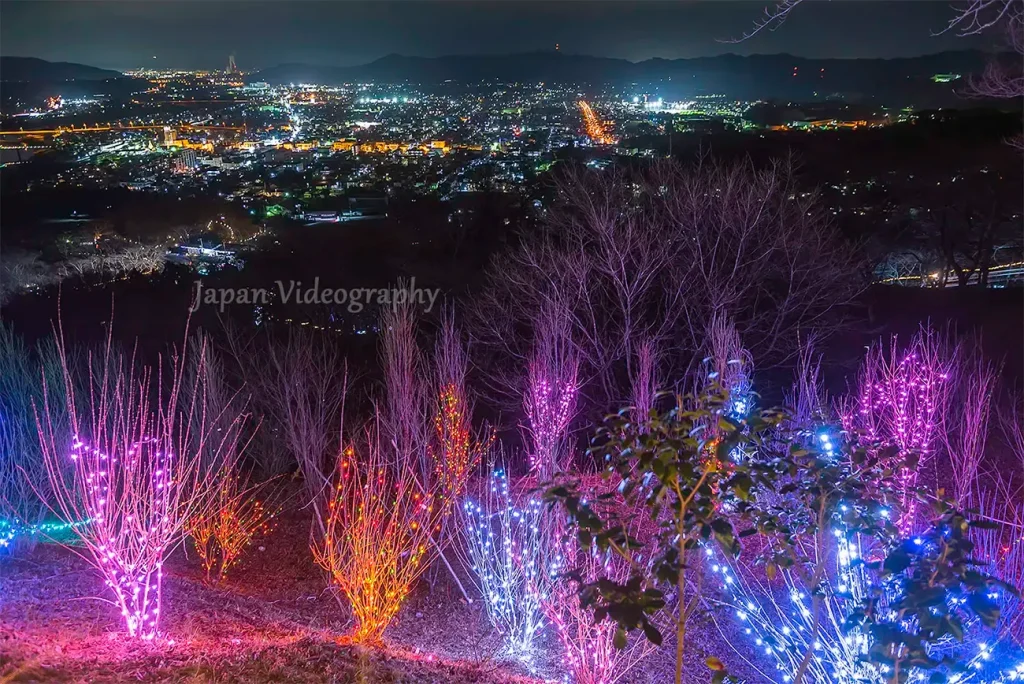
[
  {"left": 303, "top": 210, "right": 340, "bottom": 223},
  {"left": 173, "top": 149, "right": 198, "bottom": 174},
  {"left": 162, "top": 126, "right": 177, "bottom": 146}
]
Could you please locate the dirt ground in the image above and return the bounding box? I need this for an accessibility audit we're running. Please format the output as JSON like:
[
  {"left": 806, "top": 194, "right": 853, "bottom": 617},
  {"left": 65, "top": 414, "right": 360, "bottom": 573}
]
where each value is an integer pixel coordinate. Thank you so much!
[{"left": 0, "top": 507, "right": 757, "bottom": 684}]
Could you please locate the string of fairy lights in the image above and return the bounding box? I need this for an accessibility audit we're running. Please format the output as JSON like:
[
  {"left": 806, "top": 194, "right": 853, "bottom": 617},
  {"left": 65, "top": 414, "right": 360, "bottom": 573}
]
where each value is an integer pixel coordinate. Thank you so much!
[
  {"left": 704, "top": 355, "right": 1024, "bottom": 684},
  {"left": 461, "top": 468, "right": 554, "bottom": 664},
  {"left": 0, "top": 516, "right": 92, "bottom": 549},
  {"left": 525, "top": 365, "right": 578, "bottom": 479}
]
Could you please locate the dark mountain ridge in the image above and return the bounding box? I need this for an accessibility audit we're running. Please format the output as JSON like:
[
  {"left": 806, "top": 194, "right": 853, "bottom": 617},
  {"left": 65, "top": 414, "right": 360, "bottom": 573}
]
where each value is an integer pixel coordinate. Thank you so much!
[
  {"left": 0, "top": 56, "right": 124, "bottom": 81},
  {"left": 255, "top": 50, "right": 1001, "bottom": 104}
]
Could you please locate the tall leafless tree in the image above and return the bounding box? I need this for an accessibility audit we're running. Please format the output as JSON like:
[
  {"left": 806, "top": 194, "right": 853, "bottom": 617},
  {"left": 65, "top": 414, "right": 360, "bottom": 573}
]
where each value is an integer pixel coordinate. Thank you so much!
[
  {"left": 225, "top": 325, "right": 347, "bottom": 522},
  {"left": 380, "top": 287, "right": 431, "bottom": 479},
  {"left": 475, "top": 159, "right": 861, "bottom": 418}
]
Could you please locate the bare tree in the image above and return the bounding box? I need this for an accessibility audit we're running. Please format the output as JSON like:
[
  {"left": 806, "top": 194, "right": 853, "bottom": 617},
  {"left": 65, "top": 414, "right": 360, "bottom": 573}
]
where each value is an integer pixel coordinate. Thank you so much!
[
  {"left": 738, "top": 0, "right": 1018, "bottom": 43},
  {"left": 476, "top": 159, "right": 861, "bottom": 417},
  {"left": 0, "top": 250, "right": 56, "bottom": 303},
  {"left": 998, "top": 389, "right": 1024, "bottom": 478},
  {"left": 380, "top": 288, "right": 430, "bottom": 478},
  {"left": 0, "top": 326, "right": 72, "bottom": 551},
  {"left": 942, "top": 348, "right": 1000, "bottom": 503},
  {"left": 629, "top": 337, "right": 659, "bottom": 423},
  {"left": 785, "top": 335, "right": 828, "bottom": 431},
  {"left": 914, "top": 180, "right": 1021, "bottom": 288},
  {"left": 108, "top": 244, "right": 166, "bottom": 275},
  {"left": 184, "top": 330, "right": 254, "bottom": 478},
  {"left": 226, "top": 325, "right": 347, "bottom": 517},
  {"left": 738, "top": 0, "right": 1023, "bottom": 148},
  {"left": 704, "top": 312, "right": 753, "bottom": 408}
]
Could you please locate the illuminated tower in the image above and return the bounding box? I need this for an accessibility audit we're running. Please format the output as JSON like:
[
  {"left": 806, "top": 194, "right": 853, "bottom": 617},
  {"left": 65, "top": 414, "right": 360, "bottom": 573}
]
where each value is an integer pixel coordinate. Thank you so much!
[
  {"left": 162, "top": 126, "right": 177, "bottom": 146},
  {"left": 227, "top": 54, "right": 237, "bottom": 74}
]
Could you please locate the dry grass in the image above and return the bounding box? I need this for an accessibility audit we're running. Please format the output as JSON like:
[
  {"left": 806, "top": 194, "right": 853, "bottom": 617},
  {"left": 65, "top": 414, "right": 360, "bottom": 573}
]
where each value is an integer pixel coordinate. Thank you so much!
[{"left": 0, "top": 504, "right": 758, "bottom": 684}]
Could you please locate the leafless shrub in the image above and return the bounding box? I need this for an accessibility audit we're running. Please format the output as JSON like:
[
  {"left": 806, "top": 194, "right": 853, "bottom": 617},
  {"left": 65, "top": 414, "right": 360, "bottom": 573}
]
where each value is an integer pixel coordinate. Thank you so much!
[
  {"left": 784, "top": 336, "right": 828, "bottom": 430},
  {"left": 226, "top": 325, "right": 347, "bottom": 515},
  {"left": 969, "top": 481, "right": 1024, "bottom": 642},
  {"left": 630, "top": 337, "right": 659, "bottom": 422},
  {"left": 477, "top": 159, "right": 861, "bottom": 417},
  {"left": 998, "top": 389, "right": 1024, "bottom": 477},
  {"left": 704, "top": 312, "right": 753, "bottom": 405},
  {"left": 380, "top": 287, "right": 430, "bottom": 477},
  {"left": 942, "top": 348, "right": 1000, "bottom": 503}
]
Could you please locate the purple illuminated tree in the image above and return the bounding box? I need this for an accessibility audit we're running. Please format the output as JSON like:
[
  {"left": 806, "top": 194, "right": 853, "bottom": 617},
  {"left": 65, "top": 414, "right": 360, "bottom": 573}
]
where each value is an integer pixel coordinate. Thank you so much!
[
  {"left": 524, "top": 301, "right": 579, "bottom": 480},
  {"left": 33, "top": 324, "right": 248, "bottom": 639},
  {"left": 841, "top": 327, "right": 958, "bottom": 531}
]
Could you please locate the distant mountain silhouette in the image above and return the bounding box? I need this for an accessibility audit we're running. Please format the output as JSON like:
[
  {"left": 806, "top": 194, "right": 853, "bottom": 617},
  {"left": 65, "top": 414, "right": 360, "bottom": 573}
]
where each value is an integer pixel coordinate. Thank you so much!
[
  {"left": 0, "top": 56, "right": 124, "bottom": 81},
  {"left": 255, "top": 50, "right": 997, "bottom": 103}
]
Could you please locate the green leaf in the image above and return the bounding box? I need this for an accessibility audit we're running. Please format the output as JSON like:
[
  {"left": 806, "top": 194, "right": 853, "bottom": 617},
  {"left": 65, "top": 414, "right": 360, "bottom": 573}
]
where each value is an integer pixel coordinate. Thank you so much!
[
  {"left": 642, "top": 620, "right": 663, "bottom": 646},
  {"left": 613, "top": 626, "right": 627, "bottom": 650}
]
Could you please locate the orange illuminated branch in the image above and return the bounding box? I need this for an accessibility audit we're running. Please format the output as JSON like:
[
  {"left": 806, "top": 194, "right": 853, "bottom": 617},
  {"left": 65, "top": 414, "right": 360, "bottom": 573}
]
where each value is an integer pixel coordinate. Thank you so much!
[
  {"left": 313, "top": 421, "right": 471, "bottom": 645},
  {"left": 432, "top": 383, "right": 490, "bottom": 501},
  {"left": 186, "top": 471, "right": 278, "bottom": 583}
]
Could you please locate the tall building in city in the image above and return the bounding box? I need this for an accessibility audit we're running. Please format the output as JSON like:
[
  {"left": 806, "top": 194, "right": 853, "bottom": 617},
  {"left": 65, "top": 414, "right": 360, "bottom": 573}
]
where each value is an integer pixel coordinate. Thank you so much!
[
  {"left": 173, "top": 149, "right": 198, "bottom": 174},
  {"left": 227, "top": 54, "right": 238, "bottom": 74},
  {"left": 162, "top": 126, "right": 177, "bottom": 146}
]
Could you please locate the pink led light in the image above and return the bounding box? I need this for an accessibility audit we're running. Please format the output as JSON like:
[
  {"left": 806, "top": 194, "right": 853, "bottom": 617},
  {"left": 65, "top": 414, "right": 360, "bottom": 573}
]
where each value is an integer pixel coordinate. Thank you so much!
[{"left": 525, "top": 362, "right": 579, "bottom": 480}]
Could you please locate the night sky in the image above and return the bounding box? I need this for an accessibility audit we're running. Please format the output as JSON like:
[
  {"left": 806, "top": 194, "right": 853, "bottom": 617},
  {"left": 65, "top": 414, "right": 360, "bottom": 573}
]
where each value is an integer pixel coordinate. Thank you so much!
[{"left": 1, "top": 1, "right": 996, "bottom": 72}]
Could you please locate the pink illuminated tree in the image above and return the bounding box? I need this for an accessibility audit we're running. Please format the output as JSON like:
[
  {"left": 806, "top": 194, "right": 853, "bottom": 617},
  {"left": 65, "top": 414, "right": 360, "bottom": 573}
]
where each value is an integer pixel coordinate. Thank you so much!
[
  {"left": 541, "top": 492, "right": 657, "bottom": 684},
  {"left": 33, "top": 323, "right": 247, "bottom": 639},
  {"left": 525, "top": 301, "right": 579, "bottom": 480},
  {"left": 841, "top": 327, "right": 958, "bottom": 531}
]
